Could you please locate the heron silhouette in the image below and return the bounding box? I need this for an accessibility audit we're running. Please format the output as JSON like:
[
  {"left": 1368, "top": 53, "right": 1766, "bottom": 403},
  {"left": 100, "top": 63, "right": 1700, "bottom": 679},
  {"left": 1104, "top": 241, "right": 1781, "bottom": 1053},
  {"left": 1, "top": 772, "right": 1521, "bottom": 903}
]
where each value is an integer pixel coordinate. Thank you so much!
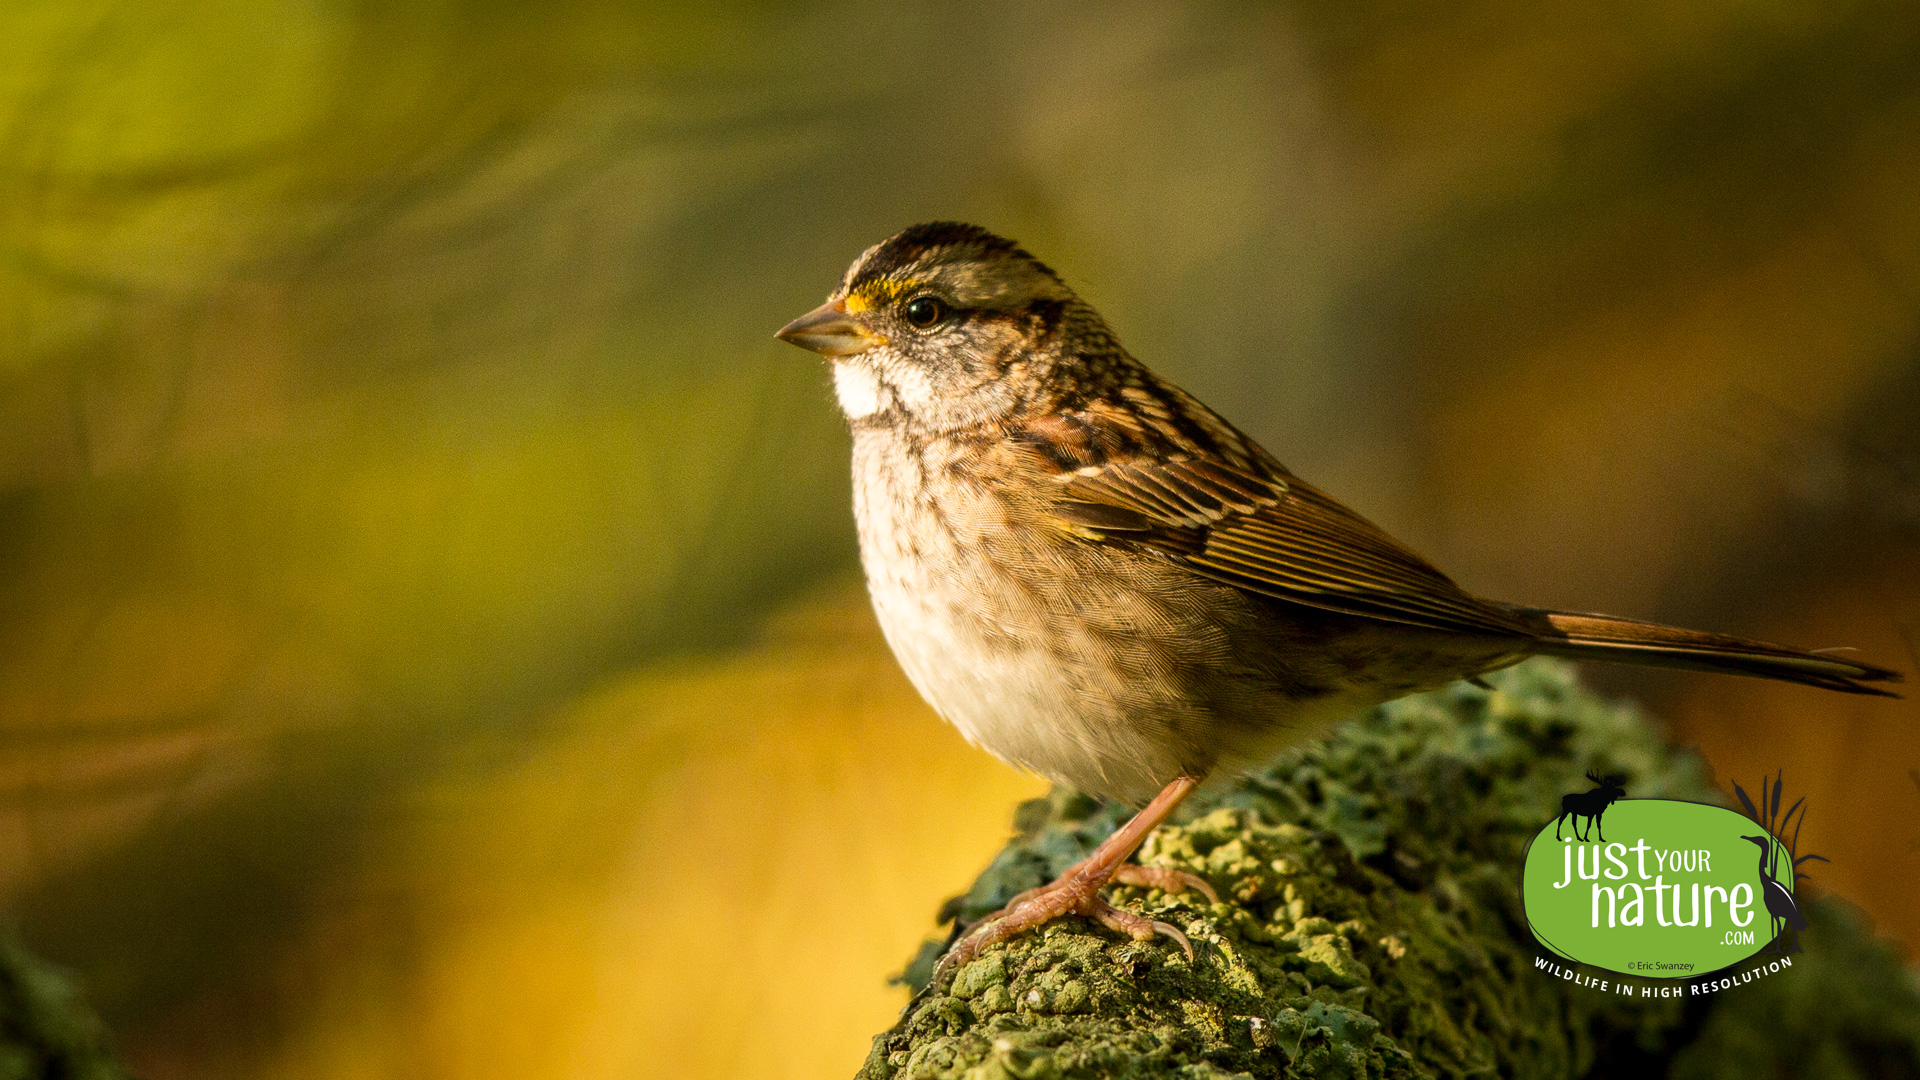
[{"left": 1741, "top": 834, "right": 1808, "bottom": 953}]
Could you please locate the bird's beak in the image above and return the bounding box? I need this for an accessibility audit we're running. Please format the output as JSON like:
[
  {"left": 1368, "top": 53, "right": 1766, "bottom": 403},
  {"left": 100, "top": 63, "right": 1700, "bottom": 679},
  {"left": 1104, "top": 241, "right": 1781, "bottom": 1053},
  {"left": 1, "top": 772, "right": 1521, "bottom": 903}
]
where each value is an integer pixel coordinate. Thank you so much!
[{"left": 775, "top": 300, "right": 884, "bottom": 357}]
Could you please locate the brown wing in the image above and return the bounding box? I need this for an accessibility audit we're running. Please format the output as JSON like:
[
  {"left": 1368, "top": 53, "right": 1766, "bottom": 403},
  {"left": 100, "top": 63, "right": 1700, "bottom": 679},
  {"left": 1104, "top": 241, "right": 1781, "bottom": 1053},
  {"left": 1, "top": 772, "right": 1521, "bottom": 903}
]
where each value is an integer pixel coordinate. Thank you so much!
[{"left": 1019, "top": 404, "right": 1532, "bottom": 639}]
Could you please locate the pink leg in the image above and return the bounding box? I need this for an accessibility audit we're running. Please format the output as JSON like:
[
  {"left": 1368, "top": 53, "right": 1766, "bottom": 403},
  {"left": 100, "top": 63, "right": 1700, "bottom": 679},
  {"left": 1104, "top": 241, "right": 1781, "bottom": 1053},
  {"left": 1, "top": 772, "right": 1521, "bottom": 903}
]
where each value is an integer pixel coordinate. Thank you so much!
[{"left": 932, "top": 776, "right": 1214, "bottom": 986}]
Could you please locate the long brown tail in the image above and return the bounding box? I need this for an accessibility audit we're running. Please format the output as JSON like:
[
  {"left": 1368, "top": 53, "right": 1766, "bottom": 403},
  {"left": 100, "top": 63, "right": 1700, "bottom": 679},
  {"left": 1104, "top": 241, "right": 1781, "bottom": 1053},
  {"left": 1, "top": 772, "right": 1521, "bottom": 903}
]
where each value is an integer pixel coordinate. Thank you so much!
[{"left": 1518, "top": 608, "right": 1903, "bottom": 697}]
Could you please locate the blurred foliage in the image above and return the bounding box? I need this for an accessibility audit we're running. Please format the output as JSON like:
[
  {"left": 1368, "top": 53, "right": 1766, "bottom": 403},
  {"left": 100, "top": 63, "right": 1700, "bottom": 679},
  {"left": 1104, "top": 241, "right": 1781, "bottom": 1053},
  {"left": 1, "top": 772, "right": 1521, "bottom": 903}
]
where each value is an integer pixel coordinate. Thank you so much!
[
  {"left": 0, "top": 929, "right": 126, "bottom": 1080},
  {"left": 0, "top": 1, "right": 1914, "bottom": 1078}
]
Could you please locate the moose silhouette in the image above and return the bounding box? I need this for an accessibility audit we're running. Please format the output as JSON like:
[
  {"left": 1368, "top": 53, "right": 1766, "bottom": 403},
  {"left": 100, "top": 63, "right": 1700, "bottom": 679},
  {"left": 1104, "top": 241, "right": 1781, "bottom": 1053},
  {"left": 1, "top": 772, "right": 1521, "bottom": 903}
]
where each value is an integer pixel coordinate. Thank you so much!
[{"left": 1555, "top": 771, "right": 1627, "bottom": 842}]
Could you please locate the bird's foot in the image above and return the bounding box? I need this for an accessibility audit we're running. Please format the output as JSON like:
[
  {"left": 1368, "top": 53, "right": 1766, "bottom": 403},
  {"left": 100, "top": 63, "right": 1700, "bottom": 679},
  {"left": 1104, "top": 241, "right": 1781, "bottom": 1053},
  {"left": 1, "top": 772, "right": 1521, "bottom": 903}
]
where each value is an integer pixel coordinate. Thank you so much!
[
  {"left": 931, "top": 861, "right": 1216, "bottom": 987},
  {"left": 1110, "top": 863, "right": 1220, "bottom": 904}
]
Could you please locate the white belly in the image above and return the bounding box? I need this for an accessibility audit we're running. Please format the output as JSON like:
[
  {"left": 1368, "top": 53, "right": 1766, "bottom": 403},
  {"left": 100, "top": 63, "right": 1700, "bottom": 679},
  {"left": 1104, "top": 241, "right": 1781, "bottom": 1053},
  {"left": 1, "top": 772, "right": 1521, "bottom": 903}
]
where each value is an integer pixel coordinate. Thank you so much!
[{"left": 848, "top": 431, "right": 1191, "bottom": 804}]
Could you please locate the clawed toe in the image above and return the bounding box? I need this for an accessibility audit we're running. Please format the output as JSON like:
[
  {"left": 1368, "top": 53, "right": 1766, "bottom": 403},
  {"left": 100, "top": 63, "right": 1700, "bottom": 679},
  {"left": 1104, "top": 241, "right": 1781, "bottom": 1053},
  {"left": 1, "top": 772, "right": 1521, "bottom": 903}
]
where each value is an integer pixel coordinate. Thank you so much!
[
  {"left": 932, "top": 880, "right": 1088, "bottom": 987},
  {"left": 928, "top": 778, "right": 1211, "bottom": 989},
  {"left": 1151, "top": 919, "right": 1194, "bottom": 960},
  {"left": 930, "top": 924, "right": 989, "bottom": 989},
  {"left": 1091, "top": 900, "right": 1195, "bottom": 961},
  {"left": 1110, "top": 863, "right": 1220, "bottom": 905},
  {"left": 932, "top": 863, "right": 1210, "bottom": 987}
]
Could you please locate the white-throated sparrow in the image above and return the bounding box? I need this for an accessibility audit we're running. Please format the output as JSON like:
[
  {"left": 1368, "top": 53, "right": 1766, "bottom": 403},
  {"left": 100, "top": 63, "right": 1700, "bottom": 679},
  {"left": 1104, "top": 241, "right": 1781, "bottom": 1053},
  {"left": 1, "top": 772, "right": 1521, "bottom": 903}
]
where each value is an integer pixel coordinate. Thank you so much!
[{"left": 776, "top": 222, "right": 1900, "bottom": 979}]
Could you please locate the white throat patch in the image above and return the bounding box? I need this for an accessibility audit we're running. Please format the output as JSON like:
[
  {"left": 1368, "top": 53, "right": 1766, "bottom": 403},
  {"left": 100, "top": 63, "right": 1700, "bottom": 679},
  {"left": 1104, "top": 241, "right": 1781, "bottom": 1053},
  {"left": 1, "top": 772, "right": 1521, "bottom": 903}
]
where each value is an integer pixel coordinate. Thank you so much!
[{"left": 833, "top": 361, "right": 891, "bottom": 419}]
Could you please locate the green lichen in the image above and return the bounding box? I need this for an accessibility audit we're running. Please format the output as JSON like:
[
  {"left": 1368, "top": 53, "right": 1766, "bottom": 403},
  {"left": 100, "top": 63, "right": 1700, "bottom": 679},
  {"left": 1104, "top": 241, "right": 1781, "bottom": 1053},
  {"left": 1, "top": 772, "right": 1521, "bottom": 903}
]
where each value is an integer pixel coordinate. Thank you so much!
[{"left": 863, "top": 660, "right": 1920, "bottom": 1079}]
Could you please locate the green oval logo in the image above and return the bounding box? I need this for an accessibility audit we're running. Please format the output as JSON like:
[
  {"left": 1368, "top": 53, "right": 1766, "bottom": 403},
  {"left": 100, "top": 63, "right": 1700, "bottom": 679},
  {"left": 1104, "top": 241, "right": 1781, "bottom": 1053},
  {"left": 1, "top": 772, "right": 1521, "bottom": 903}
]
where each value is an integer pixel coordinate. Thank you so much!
[{"left": 1521, "top": 799, "right": 1798, "bottom": 978}]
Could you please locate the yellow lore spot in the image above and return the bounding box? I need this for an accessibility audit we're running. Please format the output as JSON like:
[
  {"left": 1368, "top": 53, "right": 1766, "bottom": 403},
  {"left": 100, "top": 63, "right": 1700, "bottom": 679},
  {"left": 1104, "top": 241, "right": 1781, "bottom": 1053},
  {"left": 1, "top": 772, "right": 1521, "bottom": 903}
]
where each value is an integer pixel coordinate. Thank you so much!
[{"left": 844, "top": 279, "right": 921, "bottom": 313}]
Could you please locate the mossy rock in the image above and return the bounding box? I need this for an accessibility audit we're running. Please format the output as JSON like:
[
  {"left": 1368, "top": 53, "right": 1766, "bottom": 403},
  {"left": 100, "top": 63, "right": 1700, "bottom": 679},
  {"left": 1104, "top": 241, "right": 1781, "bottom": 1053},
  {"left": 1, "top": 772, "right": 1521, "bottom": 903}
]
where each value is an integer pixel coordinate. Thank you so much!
[{"left": 861, "top": 660, "right": 1920, "bottom": 1079}]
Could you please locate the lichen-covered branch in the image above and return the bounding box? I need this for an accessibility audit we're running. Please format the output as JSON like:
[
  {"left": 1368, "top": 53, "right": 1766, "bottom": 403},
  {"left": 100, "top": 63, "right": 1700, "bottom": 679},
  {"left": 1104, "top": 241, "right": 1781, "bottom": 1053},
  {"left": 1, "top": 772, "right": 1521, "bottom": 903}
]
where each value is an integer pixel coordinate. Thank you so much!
[{"left": 861, "top": 661, "right": 1920, "bottom": 1080}]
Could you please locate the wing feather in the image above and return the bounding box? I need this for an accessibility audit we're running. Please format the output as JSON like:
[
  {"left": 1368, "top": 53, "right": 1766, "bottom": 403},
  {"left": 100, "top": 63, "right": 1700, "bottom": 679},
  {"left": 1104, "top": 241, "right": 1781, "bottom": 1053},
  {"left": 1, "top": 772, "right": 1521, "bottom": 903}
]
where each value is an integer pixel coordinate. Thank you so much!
[{"left": 1025, "top": 409, "right": 1529, "bottom": 638}]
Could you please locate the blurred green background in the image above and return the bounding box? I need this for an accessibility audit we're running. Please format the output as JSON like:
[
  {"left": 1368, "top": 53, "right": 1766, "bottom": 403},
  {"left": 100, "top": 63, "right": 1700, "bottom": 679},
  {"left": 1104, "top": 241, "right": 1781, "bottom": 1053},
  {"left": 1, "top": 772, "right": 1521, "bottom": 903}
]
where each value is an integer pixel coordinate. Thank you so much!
[{"left": 1, "top": 1, "right": 1916, "bottom": 1076}]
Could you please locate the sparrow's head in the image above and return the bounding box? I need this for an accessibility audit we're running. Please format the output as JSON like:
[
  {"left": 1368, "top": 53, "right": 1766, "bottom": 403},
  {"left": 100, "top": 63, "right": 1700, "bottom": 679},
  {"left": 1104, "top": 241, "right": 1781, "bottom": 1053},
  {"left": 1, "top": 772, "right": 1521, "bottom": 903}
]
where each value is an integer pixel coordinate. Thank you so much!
[{"left": 777, "top": 223, "right": 1105, "bottom": 431}]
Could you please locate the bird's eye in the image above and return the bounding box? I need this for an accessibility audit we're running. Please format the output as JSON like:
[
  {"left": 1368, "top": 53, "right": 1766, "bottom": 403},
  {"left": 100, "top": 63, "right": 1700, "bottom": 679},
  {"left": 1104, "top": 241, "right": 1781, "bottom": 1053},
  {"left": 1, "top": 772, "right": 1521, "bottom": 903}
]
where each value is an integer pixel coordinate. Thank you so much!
[{"left": 902, "top": 296, "right": 947, "bottom": 329}]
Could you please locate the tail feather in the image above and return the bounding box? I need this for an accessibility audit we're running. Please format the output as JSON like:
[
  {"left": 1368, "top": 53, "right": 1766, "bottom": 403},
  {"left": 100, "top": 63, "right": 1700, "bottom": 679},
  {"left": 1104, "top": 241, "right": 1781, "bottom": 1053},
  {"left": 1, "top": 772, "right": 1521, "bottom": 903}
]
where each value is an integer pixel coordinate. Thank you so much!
[{"left": 1520, "top": 608, "right": 1904, "bottom": 697}]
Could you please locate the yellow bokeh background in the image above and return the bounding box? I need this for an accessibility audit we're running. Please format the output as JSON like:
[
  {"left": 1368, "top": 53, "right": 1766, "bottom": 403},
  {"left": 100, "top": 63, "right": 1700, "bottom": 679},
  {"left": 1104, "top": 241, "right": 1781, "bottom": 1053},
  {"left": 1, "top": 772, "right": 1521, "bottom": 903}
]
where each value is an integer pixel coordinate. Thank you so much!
[{"left": 170, "top": 592, "right": 1042, "bottom": 1080}]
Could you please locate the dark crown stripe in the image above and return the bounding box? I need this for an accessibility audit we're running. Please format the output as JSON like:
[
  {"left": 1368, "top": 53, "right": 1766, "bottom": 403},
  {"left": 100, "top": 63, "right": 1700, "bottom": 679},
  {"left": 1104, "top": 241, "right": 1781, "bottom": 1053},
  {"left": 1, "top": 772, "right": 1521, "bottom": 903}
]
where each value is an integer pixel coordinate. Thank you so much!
[{"left": 852, "top": 221, "right": 1064, "bottom": 290}]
